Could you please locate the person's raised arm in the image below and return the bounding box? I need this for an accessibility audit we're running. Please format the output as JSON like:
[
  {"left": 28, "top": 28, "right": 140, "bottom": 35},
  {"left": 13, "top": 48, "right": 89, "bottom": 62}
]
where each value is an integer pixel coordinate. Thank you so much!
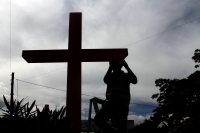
[
  {"left": 103, "top": 64, "right": 112, "bottom": 84},
  {"left": 122, "top": 60, "right": 137, "bottom": 84}
]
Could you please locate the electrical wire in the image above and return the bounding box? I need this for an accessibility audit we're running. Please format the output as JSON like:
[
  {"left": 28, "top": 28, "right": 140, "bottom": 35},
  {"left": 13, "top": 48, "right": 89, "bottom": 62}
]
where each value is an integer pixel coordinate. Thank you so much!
[
  {"left": 121, "top": 16, "right": 200, "bottom": 48},
  {"left": 15, "top": 78, "right": 157, "bottom": 108},
  {"left": 20, "top": 16, "right": 200, "bottom": 80},
  {"left": 16, "top": 78, "right": 66, "bottom": 92},
  {"left": 10, "top": 0, "right": 11, "bottom": 69},
  {"left": 8, "top": 2, "right": 199, "bottom": 118},
  {"left": 24, "top": 66, "right": 67, "bottom": 80},
  {"left": 15, "top": 78, "right": 105, "bottom": 99},
  {"left": 13, "top": 5, "right": 200, "bottom": 109}
]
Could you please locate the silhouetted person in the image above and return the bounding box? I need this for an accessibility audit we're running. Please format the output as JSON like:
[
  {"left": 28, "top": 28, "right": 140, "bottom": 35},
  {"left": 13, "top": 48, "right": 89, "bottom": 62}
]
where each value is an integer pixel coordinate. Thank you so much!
[{"left": 94, "top": 60, "right": 137, "bottom": 133}]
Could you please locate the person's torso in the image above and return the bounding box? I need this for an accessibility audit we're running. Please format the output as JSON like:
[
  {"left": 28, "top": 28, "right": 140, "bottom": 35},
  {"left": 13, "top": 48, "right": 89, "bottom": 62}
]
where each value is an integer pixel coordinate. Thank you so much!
[{"left": 106, "top": 71, "right": 131, "bottom": 104}]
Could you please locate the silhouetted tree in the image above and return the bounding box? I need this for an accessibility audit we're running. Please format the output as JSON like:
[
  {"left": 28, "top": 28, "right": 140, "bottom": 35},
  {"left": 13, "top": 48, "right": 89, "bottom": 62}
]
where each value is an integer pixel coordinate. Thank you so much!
[
  {"left": 151, "top": 49, "right": 200, "bottom": 133},
  {"left": 192, "top": 49, "right": 200, "bottom": 68},
  {"left": 131, "top": 49, "right": 200, "bottom": 133}
]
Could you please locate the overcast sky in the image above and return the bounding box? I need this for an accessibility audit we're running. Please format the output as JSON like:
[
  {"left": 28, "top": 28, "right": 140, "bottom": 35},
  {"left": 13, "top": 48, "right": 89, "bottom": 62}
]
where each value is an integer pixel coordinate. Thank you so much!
[{"left": 0, "top": 0, "right": 200, "bottom": 125}]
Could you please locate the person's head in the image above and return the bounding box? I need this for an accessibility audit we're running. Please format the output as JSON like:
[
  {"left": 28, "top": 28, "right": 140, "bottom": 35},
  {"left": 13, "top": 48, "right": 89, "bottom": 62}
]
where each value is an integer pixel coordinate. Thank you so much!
[{"left": 109, "top": 61, "right": 122, "bottom": 72}]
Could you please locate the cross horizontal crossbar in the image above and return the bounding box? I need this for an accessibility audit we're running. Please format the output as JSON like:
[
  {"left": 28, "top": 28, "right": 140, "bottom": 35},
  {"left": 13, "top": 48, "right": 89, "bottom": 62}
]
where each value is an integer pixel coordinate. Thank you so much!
[
  {"left": 22, "top": 12, "right": 128, "bottom": 133},
  {"left": 22, "top": 49, "right": 128, "bottom": 63}
]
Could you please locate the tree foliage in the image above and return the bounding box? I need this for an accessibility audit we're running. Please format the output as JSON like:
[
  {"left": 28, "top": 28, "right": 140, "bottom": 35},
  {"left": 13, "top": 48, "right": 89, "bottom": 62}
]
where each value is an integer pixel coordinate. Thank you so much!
[
  {"left": 150, "top": 48, "right": 200, "bottom": 132},
  {"left": 192, "top": 49, "right": 200, "bottom": 68},
  {"left": 133, "top": 49, "right": 200, "bottom": 133},
  {"left": 0, "top": 96, "right": 71, "bottom": 133},
  {"left": 151, "top": 71, "right": 200, "bottom": 132}
]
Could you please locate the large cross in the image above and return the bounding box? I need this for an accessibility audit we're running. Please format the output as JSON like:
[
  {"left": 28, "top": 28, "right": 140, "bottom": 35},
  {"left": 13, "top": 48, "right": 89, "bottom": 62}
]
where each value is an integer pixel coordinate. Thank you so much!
[{"left": 22, "top": 12, "right": 128, "bottom": 133}]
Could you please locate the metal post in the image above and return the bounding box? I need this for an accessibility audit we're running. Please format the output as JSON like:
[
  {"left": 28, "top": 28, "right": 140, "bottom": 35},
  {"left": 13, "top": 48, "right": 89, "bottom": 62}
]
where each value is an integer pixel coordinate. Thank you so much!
[
  {"left": 17, "top": 79, "right": 18, "bottom": 102},
  {"left": 10, "top": 72, "right": 14, "bottom": 116},
  {"left": 87, "top": 99, "right": 92, "bottom": 133}
]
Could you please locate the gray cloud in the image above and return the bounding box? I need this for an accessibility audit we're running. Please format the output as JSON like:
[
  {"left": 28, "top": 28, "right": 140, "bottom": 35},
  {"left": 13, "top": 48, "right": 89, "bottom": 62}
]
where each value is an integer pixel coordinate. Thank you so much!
[{"left": 0, "top": 0, "right": 199, "bottom": 125}]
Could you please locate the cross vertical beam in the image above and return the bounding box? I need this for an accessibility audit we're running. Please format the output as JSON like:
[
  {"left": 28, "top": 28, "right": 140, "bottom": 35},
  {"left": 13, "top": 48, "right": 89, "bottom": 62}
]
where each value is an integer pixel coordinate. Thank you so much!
[
  {"left": 67, "top": 61, "right": 81, "bottom": 132},
  {"left": 67, "top": 13, "right": 82, "bottom": 133}
]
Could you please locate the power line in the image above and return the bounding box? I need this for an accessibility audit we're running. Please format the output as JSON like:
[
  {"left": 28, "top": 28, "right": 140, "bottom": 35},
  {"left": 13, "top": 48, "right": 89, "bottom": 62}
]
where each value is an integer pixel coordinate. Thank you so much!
[
  {"left": 121, "top": 16, "right": 200, "bottom": 48},
  {"left": 10, "top": 0, "right": 11, "bottom": 70},
  {"left": 24, "top": 66, "right": 67, "bottom": 80},
  {"left": 21, "top": 16, "right": 200, "bottom": 80},
  {"left": 13, "top": 7, "right": 199, "bottom": 109},
  {"left": 7, "top": 3, "right": 197, "bottom": 115},
  {"left": 15, "top": 78, "right": 100, "bottom": 98},
  {"left": 15, "top": 78, "right": 157, "bottom": 107},
  {"left": 15, "top": 78, "right": 66, "bottom": 92}
]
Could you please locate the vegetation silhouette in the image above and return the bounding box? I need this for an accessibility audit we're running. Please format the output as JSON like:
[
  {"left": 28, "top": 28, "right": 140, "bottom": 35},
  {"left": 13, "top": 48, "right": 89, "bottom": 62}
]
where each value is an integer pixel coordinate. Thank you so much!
[
  {"left": 192, "top": 49, "right": 200, "bottom": 68},
  {"left": 0, "top": 96, "right": 71, "bottom": 133},
  {"left": 131, "top": 49, "right": 200, "bottom": 133}
]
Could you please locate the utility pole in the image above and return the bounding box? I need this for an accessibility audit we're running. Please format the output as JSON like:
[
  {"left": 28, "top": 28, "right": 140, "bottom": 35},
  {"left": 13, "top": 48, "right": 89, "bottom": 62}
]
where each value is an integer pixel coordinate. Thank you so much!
[{"left": 10, "top": 72, "right": 14, "bottom": 116}]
